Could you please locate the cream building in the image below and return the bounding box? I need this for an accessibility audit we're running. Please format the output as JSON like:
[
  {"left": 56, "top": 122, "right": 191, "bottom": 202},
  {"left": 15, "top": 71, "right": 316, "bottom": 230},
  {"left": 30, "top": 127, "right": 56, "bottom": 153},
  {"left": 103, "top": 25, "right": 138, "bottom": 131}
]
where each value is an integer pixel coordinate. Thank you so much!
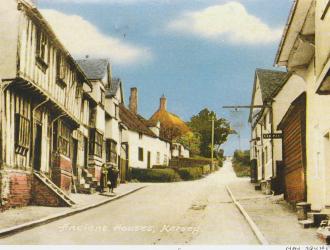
[
  {"left": 275, "top": 0, "right": 330, "bottom": 210},
  {"left": 120, "top": 88, "right": 171, "bottom": 169},
  {"left": 249, "top": 69, "right": 287, "bottom": 193}
]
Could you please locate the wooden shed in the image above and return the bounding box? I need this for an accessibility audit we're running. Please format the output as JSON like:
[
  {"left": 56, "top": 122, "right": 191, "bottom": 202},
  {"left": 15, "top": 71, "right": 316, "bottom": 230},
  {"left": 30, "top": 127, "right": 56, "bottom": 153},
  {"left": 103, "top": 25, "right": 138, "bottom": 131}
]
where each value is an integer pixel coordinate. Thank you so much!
[{"left": 278, "top": 93, "right": 306, "bottom": 203}]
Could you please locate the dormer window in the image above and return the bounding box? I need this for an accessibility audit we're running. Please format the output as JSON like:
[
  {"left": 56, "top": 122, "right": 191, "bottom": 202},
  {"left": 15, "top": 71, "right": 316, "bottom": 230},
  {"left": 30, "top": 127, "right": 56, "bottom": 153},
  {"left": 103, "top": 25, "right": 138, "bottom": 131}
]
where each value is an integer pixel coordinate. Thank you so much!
[{"left": 36, "top": 29, "right": 48, "bottom": 72}]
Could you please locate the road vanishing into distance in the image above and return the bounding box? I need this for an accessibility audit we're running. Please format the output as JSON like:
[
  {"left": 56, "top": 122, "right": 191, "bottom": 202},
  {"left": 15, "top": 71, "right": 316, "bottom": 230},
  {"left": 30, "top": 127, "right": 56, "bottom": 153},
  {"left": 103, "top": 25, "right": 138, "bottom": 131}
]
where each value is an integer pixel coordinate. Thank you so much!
[{"left": 0, "top": 160, "right": 258, "bottom": 245}]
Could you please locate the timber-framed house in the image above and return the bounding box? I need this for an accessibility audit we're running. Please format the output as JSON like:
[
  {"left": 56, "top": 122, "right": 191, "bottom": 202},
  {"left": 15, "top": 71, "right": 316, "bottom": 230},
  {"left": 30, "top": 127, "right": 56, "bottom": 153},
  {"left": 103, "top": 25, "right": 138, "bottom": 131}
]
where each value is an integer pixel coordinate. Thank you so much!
[{"left": 0, "top": 0, "right": 93, "bottom": 209}]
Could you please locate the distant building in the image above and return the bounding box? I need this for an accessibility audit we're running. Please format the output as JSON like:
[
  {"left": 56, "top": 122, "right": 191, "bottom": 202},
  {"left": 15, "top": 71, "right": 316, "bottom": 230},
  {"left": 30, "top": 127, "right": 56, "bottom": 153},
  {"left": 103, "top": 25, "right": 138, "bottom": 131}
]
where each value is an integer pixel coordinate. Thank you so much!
[
  {"left": 120, "top": 88, "right": 171, "bottom": 169},
  {"left": 249, "top": 69, "right": 288, "bottom": 193},
  {"left": 150, "top": 95, "right": 191, "bottom": 158}
]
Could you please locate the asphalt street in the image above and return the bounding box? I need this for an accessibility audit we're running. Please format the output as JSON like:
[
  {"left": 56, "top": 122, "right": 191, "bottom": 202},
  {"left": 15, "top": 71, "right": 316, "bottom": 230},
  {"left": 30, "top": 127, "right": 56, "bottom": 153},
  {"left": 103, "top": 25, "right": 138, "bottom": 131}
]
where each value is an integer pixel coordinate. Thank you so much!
[{"left": 0, "top": 160, "right": 258, "bottom": 245}]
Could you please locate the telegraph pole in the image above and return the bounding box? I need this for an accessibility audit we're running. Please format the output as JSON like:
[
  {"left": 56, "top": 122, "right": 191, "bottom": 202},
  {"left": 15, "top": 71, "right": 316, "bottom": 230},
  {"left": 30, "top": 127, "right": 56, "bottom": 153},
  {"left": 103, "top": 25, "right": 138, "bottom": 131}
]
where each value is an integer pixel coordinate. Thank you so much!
[{"left": 211, "top": 115, "right": 215, "bottom": 167}]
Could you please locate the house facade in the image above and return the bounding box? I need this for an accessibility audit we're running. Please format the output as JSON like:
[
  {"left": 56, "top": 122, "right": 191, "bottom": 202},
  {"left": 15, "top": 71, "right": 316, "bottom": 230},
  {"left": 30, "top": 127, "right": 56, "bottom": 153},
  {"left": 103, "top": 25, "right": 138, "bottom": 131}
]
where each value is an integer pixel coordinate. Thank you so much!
[
  {"left": 249, "top": 69, "right": 287, "bottom": 193},
  {"left": 0, "top": 0, "right": 93, "bottom": 208},
  {"left": 120, "top": 88, "right": 171, "bottom": 169},
  {"left": 274, "top": 0, "right": 330, "bottom": 210}
]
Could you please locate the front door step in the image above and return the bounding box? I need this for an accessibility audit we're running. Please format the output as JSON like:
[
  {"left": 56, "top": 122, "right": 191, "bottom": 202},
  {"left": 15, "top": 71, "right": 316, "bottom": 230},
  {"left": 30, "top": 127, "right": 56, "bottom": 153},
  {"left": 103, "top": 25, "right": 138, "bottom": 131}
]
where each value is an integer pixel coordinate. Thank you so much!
[{"left": 33, "top": 171, "right": 75, "bottom": 207}]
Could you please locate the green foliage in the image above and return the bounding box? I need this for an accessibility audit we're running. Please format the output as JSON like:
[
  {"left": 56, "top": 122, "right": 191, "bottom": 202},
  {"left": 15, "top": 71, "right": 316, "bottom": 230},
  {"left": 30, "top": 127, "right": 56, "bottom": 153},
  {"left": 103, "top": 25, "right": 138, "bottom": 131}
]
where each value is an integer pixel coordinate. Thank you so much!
[
  {"left": 233, "top": 150, "right": 250, "bottom": 165},
  {"left": 187, "top": 108, "right": 234, "bottom": 158},
  {"left": 175, "top": 132, "right": 201, "bottom": 156},
  {"left": 232, "top": 150, "right": 250, "bottom": 177},
  {"left": 177, "top": 167, "right": 203, "bottom": 180},
  {"left": 131, "top": 168, "right": 181, "bottom": 182}
]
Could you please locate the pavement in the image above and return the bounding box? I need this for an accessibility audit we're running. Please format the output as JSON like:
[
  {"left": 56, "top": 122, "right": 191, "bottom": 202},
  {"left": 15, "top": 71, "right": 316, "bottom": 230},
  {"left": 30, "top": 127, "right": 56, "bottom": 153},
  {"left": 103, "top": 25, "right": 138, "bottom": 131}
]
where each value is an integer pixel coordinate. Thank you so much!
[
  {"left": 0, "top": 182, "right": 146, "bottom": 236},
  {"left": 0, "top": 159, "right": 324, "bottom": 245},
  {"left": 227, "top": 176, "right": 323, "bottom": 245}
]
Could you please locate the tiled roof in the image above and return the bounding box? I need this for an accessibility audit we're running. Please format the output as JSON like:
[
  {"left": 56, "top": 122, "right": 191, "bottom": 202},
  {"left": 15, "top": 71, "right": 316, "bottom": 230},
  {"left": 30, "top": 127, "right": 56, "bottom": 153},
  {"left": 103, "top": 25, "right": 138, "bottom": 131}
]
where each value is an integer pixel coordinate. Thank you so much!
[
  {"left": 106, "top": 78, "right": 121, "bottom": 97},
  {"left": 76, "top": 59, "right": 109, "bottom": 80},
  {"left": 119, "top": 104, "right": 156, "bottom": 138},
  {"left": 256, "top": 68, "right": 288, "bottom": 101}
]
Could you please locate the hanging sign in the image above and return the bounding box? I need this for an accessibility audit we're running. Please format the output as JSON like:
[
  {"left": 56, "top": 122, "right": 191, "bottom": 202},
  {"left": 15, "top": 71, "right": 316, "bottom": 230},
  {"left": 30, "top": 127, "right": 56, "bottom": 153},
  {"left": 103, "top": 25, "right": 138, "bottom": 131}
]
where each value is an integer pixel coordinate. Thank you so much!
[{"left": 263, "top": 133, "right": 282, "bottom": 139}]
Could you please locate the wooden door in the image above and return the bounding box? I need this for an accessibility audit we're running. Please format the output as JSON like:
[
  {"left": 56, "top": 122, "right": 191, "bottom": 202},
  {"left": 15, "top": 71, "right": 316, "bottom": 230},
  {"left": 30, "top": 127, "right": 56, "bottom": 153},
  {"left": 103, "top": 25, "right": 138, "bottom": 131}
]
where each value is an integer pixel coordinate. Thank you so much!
[{"left": 279, "top": 94, "right": 306, "bottom": 202}]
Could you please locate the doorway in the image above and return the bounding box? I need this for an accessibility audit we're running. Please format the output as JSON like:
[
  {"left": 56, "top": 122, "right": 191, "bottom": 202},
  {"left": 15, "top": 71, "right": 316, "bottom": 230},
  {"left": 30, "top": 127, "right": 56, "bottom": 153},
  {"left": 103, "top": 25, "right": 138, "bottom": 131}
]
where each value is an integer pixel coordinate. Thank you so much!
[
  {"left": 147, "top": 151, "right": 151, "bottom": 169},
  {"left": 72, "top": 138, "right": 78, "bottom": 176},
  {"left": 33, "top": 124, "right": 42, "bottom": 171}
]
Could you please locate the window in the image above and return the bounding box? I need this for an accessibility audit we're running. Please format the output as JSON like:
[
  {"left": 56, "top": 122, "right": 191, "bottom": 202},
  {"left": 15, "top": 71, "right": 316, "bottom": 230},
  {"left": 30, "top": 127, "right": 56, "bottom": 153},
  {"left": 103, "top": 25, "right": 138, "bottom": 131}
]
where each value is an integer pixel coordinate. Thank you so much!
[
  {"left": 138, "top": 147, "right": 144, "bottom": 161},
  {"left": 89, "top": 128, "right": 103, "bottom": 157},
  {"left": 263, "top": 114, "right": 267, "bottom": 130},
  {"left": 139, "top": 133, "right": 143, "bottom": 140},
  {"left": 163, "top": 154, "right": 168, "bottom": 165},
  {"left": 106, "top": 139, "right": 117, "bottom": 163},
  {"left": 57, "top": 121, "right": 71, "bottom": 157},
  {"left": 36, "top": 29, "right": 48, "bottom": 72},
  {"left": 56, "top": 51, "right": 66, "bottom": 88},
  {"left": 156, "top": 152, "right": 160, "bottom": 164},
  {"left": 15, "top": 113, "right": 31, "bottom": 156}
]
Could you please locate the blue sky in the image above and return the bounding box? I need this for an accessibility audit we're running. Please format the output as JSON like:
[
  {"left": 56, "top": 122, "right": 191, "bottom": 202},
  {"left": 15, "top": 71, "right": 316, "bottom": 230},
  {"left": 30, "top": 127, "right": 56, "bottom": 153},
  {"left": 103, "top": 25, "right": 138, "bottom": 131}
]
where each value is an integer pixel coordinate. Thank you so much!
[{"left": 38, "top": 0, "right": 292, "bottom": 155}]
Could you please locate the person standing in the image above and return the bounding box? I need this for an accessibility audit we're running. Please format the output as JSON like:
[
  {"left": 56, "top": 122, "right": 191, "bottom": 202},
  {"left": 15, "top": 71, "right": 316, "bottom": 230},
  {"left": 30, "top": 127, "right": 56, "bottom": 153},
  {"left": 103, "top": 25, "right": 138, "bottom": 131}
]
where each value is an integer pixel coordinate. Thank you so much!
[{"left": 108, "top": 166, "right": 119, "bottom": 193}]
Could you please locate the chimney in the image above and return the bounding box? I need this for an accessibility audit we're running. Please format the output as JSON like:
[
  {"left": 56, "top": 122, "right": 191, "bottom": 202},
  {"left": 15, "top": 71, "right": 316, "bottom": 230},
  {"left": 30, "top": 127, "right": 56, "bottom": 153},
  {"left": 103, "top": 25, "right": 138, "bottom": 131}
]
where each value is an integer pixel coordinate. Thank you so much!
[
  {"left": 129, "top": 87, "right": 138, "bottom": 114},
  {"left": 160, "top": 94, "right": 167, "bottom": 111}
]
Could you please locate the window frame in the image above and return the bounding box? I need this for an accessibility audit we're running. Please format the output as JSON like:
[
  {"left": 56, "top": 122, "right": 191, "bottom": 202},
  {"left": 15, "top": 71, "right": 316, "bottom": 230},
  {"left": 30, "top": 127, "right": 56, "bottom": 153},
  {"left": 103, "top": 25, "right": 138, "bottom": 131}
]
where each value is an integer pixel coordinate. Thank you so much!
[
  {"left": 35, "top": 29, "right": 48, "bottom": 72},
  {"left": 56, "top": 50, "right": 67, "bottom": 88},
  {"left": 89, "top": 128, "right": 103, "bottom": 158},
  {"left": 15, "top": 113, "right": 31, "bottom": 156},
  {"left": 106, "top": 139, "right": 117, "bottom": 164},
  {"left": 57, "top": 121, "right": 71, "bottom": 157}
]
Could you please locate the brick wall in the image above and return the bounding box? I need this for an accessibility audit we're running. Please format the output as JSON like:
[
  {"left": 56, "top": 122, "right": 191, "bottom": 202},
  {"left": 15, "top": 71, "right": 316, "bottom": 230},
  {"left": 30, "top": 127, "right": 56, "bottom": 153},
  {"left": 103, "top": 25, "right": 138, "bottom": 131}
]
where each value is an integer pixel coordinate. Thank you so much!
[
  {"left": 0, "top": 170, "right": 32, "bottom": 210},
  {"left": 32, "top": 175, "right": 67, "bottom": 207},
  {"left": 52, "top": 154, "right": 72, "bottom": 194}
]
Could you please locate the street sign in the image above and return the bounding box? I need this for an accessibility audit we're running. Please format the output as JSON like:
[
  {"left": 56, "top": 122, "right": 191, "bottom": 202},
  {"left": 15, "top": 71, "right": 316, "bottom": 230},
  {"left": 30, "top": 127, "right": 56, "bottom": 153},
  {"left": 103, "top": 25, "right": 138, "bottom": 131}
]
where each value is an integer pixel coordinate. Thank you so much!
[{"left": 263, "top": 133, "right": 282, "bottom": 139}]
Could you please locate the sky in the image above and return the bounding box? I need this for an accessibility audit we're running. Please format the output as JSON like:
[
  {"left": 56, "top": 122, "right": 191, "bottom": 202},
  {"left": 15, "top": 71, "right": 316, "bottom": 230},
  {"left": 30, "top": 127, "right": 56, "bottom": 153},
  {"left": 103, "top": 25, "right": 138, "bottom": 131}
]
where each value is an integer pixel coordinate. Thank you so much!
[{"left": 37, "top": 0, "right": 292, "bottom": 155}]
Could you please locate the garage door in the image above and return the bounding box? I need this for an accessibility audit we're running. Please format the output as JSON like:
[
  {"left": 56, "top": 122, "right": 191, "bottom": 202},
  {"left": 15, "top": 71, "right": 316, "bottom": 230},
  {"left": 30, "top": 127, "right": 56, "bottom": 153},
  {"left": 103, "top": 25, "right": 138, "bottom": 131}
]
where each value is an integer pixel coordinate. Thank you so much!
[{"left": 278, "top": 93, "right": 306, "bottom": 202}]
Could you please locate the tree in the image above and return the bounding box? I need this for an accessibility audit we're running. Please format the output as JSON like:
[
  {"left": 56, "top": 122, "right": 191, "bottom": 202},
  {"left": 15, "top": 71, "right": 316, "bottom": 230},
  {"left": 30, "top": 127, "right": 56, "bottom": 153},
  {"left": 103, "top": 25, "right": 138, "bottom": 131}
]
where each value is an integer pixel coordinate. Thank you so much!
[
  {"left": 175, "top": 132, "right": 201, "bottom": 156},
  {"left": 187, "top": 108, "right": 234, "bottom": 158}
]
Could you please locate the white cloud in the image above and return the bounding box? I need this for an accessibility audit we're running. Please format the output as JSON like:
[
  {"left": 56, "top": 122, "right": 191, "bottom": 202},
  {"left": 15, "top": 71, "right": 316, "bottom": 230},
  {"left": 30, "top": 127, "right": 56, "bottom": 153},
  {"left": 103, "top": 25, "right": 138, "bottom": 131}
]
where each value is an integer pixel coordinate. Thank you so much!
[
  {"left": 167, "top": 1, "right": 282, "bottom": 45},
  {"left": 40, "top": 9, "right": 152, "bottom": 65}
]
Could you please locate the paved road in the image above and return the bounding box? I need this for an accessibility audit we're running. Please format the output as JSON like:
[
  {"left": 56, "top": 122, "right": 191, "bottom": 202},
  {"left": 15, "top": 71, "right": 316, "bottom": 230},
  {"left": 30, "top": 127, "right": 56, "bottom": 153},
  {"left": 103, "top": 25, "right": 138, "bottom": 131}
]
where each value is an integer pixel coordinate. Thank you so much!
[{"left": 0, "top": 160, "right": 258, "bottom": 245}]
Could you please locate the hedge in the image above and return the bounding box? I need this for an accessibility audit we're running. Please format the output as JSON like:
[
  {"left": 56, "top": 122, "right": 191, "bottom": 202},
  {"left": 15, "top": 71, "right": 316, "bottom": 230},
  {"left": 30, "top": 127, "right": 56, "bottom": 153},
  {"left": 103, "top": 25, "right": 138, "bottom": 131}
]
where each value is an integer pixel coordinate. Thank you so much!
[
  {"left": 177, "top": 167, "right": 203, "bottom": 181},
  {"left": 130, "top": 168, "right": 181, "bottom": 182}
]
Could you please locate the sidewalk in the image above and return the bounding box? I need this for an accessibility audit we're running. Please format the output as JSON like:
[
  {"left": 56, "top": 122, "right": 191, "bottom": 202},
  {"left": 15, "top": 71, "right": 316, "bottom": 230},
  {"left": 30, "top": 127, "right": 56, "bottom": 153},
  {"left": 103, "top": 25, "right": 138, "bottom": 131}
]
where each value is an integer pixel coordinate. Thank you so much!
[
  {"left": 0, "top": 182, "right": 147, "bottom": 236},
  {"left": 228, "top": 178, "right": 323, "bottom": 245}
]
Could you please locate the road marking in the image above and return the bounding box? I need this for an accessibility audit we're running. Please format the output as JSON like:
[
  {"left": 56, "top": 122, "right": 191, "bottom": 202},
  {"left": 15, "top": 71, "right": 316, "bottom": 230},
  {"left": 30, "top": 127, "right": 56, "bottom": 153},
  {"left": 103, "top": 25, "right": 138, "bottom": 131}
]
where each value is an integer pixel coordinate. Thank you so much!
[{"left": 225, "top": 185, "right": 269, "bottom": 245}]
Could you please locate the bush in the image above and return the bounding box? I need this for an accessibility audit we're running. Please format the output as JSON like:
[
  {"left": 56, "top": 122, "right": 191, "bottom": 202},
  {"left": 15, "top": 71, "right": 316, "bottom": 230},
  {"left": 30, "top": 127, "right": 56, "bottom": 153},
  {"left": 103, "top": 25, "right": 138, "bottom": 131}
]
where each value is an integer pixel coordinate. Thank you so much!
[
  {"left": 232, "top": 150, "right": 250, "bottom": 177},
  {"left": 131, "top": 168, "right": 181, "bottom": 182},
  {"left": 233, "top": 150, "right": 250, "bottom": 165},
  {"left": 201, "top": 165, "right": 211, "bottom": 174},
  {"left": 177, "top": 167, "right": 203, "bottom": 180},
  {"left": 152, "top": 165, "right": 168, "bottom": 169}
]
